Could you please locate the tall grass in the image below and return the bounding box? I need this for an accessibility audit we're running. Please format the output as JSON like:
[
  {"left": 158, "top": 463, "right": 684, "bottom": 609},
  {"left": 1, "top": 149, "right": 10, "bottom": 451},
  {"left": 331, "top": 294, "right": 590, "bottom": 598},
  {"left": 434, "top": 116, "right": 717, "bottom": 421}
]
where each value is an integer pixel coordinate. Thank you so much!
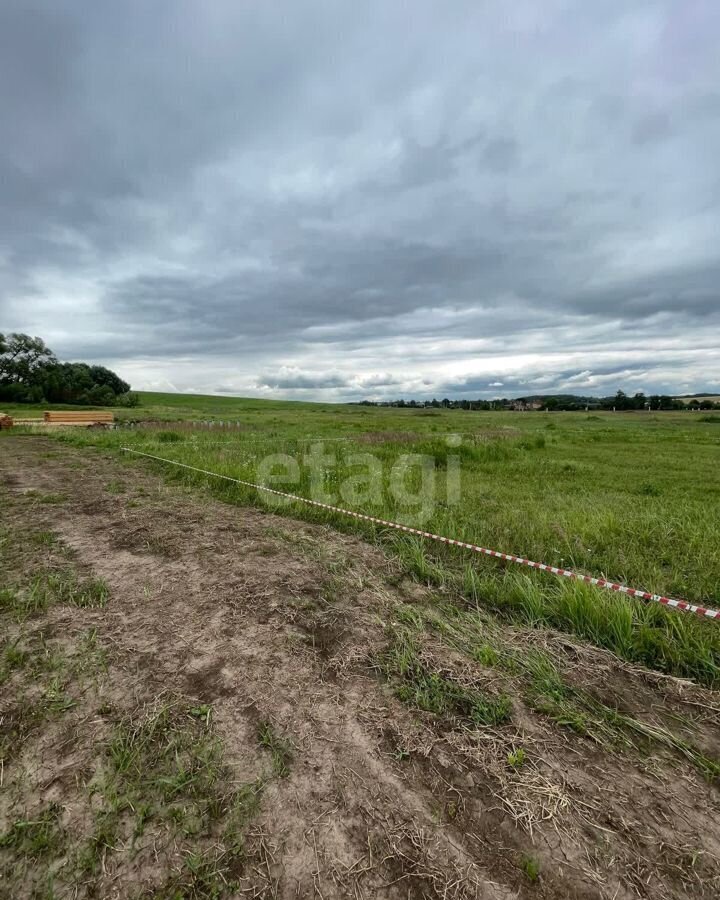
[{"left": 18, "top": 402, "right": 719, "bottom": 686}]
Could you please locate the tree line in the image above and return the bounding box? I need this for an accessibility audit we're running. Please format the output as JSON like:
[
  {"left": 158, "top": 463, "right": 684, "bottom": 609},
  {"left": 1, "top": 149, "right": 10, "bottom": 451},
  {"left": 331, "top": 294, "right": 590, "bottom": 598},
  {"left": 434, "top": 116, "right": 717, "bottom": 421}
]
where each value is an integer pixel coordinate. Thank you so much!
[
  {"left": 357, "top": 390, "right": 719, "bottom": 411},
  {"left": 0, "top": 333, "right": 138, "bottom": 407}
]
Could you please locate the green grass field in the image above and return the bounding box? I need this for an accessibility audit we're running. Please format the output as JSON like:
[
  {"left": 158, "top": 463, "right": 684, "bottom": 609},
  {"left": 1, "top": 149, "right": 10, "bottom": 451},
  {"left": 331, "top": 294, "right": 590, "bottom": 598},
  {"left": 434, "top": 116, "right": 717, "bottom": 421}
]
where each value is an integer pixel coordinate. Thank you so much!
[
  {"left": 4, "top": 391, "right": 719, "bottom": 685},
  {"left": 1, "top": 391, "right": 307, "bottom": 422}
]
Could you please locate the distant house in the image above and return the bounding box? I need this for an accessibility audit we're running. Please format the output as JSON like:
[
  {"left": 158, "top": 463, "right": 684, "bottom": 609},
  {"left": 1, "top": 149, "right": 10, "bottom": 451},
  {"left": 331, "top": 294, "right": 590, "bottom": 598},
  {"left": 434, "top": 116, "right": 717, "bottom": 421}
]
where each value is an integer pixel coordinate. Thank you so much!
[{"left": 510, "top": 399, "right": 543, "bottom": 411}]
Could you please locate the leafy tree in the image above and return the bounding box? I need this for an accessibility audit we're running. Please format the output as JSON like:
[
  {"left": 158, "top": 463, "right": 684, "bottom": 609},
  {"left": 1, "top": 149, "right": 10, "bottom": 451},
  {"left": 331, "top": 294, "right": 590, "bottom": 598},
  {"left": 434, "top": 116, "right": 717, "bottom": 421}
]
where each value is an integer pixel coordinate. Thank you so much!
[
  {"left": 0, "top": 333, "right": 132, "bottom": 406},
  {"left": 0, "top": 333, "right": 56, "bottom": 386},
  {"left": 601, "top": 390, "right": 634, "bottom": 410},
  {"left": 648, "top": 394, "right": 683, "bottom": 410},
  {"left": 88, "top": 365, "right": 130, "bottom": 396}
]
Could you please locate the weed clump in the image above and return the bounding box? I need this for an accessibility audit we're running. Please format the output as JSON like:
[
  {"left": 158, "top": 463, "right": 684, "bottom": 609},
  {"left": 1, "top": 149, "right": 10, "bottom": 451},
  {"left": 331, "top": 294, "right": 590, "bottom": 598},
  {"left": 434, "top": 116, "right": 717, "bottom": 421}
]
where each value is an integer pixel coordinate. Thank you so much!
[
  {"left": 257, "top": 721, "right": 293, "bottom": 777},
  {"left": 382, "top": 629, "right": 511, "bottom": 727},
  {"left": 0, "top": 804, "right": 66, "bottom": 859},
  {"left": 521, "top": 854, "right": 540, "bottom": 883},
  {"left": 157, "top": 431, "right": 183, "bottom": 443},
  {"left": 0, "top": 571, "right": 109, "bottom": 619},
  {"left": 506, "top": 747, "right": 526, "bottom": 769}
]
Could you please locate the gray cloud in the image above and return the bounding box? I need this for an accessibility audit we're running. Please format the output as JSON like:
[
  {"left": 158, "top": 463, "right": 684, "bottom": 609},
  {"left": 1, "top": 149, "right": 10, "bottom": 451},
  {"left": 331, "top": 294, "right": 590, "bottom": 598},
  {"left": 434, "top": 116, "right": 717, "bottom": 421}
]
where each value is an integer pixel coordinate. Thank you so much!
[
  {"left": 1, "top": 1, "right": 720, "bottom": 400},
  {"left": 258, "top": 369, "right": 349, "bottom": 390}
]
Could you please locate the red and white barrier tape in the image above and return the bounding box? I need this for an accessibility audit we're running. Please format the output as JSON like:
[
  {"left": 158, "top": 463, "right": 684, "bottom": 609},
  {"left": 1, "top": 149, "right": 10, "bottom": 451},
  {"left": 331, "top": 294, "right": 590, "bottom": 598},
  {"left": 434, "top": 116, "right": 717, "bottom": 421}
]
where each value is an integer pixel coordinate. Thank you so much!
[{"left": 121, "top": 448, "right": 719, "bottom": 620}]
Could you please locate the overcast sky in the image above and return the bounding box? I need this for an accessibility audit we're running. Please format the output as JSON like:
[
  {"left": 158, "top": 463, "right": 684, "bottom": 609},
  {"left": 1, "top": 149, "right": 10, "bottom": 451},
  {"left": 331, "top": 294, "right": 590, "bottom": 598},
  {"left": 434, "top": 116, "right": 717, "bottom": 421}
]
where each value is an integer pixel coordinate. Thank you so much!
[{"left": 1, "top": 1, "right": 719, "bottom": 401}]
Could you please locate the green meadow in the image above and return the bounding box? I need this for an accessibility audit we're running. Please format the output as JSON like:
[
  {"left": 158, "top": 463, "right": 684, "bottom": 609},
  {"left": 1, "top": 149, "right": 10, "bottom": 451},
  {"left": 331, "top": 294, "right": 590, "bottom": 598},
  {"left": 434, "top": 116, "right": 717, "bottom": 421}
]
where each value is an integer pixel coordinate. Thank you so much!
[{"left": 4, "top": 391, "right": 720, "bottom": 685}]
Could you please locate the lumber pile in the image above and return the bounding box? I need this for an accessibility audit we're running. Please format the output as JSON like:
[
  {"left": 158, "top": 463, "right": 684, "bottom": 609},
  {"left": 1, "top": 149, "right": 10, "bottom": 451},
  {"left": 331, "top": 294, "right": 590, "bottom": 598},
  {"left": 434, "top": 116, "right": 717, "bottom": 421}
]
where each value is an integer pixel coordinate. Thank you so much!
[
  {"left": 43, "top": 411, "right": 114, "bottom": 427},
  {"left": 0, "top": 411, "right": 114, "bottom": 428}
]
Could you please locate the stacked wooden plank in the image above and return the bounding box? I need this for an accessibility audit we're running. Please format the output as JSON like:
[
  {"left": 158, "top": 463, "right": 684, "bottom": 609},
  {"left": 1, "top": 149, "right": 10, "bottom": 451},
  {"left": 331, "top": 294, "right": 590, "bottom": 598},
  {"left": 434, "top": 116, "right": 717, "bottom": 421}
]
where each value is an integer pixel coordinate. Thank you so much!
[{"left": 43, "top": 411, "right": 114, "bottom": 427}]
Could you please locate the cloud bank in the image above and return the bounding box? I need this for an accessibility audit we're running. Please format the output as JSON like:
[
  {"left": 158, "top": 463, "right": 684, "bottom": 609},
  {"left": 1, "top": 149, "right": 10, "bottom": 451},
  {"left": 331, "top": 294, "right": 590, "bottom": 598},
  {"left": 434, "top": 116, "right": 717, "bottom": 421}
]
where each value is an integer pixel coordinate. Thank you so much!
[{"left": 1, "top": 1, "right": 719, "bottom": 400}]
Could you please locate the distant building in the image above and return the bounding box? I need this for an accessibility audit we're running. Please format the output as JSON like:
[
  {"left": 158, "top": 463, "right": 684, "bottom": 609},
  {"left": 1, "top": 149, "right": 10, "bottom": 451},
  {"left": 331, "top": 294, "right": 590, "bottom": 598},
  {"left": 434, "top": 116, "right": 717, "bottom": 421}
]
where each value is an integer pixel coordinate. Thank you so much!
[{"left": 510, "top": 399, "right": 543, "bottom": 411}]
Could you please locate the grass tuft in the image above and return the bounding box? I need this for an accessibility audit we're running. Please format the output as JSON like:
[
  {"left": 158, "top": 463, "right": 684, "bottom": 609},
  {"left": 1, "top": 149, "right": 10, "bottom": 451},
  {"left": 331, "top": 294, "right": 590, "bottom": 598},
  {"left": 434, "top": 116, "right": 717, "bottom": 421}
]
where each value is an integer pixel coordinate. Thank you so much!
[
  {"left": 521, "top": 854, "right": 540, "bottom": 883},
  {"left": 506, "top": 747, "right": 526, "bottom": 769},
  {"left": 257, "top": 721, "right": 293, "bottom": 777},
  {"left": 382, "top": 628, "right": 511, "bottom": 727},
  {"left": 0, "top": 804, "right": 65, "bottom": 859},
  {"left": 157, "top": 431, "right": 184, "bottom": 443},
  {"left": 0, "top": 571, "right": 109, "bottom": 618}
]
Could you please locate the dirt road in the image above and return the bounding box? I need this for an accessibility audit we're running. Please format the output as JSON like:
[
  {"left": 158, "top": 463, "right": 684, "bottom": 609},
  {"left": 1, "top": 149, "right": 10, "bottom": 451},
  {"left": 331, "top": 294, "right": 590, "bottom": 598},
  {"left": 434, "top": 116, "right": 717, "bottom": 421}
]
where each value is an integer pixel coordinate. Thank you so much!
[{"left": 1, "top": 437, "right": 718, "bottom": 899}]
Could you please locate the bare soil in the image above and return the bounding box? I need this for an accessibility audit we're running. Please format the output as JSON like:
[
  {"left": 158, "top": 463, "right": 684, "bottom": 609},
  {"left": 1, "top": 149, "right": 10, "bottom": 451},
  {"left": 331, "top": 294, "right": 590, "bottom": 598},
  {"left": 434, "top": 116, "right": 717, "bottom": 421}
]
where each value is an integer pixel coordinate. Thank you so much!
[{"left": 1, "top": 436, "right": 718, "bottom": 899}]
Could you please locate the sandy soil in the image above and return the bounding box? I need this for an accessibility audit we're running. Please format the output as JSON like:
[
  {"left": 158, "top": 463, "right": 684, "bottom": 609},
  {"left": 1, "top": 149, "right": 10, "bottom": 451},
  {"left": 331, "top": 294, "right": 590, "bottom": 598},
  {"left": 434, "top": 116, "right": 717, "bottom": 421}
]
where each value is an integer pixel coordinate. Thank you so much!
[{"left": 1, "top": 436, "right": 718, "bottom": 899}]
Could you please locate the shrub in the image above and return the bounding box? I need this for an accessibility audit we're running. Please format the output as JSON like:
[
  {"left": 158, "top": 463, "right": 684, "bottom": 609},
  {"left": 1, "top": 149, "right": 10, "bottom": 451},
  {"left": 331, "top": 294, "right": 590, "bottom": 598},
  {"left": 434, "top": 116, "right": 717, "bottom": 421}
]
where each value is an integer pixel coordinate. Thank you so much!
[{"left": 117, "top": 392, "right": 141, "bottom": 408}]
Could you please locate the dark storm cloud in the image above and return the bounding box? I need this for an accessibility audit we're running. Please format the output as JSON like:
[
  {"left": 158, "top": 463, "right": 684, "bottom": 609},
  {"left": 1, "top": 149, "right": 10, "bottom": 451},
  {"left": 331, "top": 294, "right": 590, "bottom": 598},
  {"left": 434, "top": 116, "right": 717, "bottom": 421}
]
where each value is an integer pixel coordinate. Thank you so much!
[{"left": 1, "top": 1, "right": 720, "bottom": 399}]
